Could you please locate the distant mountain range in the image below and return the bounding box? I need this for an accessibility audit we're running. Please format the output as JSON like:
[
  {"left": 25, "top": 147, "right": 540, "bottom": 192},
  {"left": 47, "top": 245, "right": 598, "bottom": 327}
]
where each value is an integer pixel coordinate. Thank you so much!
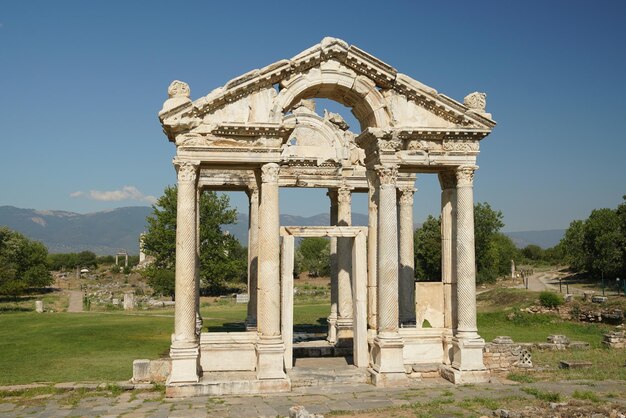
[
  {"left": 0, "top": 205, "right": 151, "bottom": 254},
  {"left": 0, "top": 205, "right": 565, "bottom": 254},
  {"left": 503, "top": 229, "right": 565, "bottom": 250}
]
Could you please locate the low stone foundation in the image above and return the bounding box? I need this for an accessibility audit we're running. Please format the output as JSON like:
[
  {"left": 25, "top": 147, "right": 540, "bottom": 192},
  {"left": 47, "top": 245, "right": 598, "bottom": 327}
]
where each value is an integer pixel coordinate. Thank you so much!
[
  {"left": 132, "top": 358, "right": 171, "bottom": 383},
  {"left": 483, "top": 336, "right": 533, "bottom": 370},
  {"left": 603, "top": 331, "right": 626, "bottom": 348}
]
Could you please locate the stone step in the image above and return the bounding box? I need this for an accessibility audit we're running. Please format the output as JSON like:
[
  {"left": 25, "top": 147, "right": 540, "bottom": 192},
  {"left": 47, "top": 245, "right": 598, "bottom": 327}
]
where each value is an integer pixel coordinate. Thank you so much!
[{"left": 288, "top": 366, "right": 370, "bottom": 388}]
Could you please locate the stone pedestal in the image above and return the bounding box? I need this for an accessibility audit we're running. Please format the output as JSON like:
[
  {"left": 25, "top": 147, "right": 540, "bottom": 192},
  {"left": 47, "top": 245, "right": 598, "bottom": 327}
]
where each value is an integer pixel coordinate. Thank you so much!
[
  {"left": 369, "top": 334, "right": 407, "bottom": 386},
  {"left": 257, "top": 337, "right": 287, "bottom": 380},
  {"left": 168, "top": 343, "right": 200, "bottom": 384}
]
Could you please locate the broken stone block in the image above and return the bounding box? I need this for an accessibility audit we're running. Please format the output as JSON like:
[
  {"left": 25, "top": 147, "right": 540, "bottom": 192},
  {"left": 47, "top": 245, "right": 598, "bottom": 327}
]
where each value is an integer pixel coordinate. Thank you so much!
[{"left": 559, "top": 360, "right": 592, "bottom": 369}]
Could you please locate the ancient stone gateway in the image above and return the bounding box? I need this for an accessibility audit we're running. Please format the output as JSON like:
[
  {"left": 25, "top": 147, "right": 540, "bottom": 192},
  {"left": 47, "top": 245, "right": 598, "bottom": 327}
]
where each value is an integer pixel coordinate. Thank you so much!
[{"left": 158, "top": 37, "right": 496, "bottom": 396}]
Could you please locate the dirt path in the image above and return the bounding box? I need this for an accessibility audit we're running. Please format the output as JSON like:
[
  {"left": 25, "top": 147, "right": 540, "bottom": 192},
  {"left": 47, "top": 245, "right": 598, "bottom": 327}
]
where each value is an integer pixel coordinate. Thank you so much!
[{"left": 66, "top": 290, "right": 84, "bottom": 312}]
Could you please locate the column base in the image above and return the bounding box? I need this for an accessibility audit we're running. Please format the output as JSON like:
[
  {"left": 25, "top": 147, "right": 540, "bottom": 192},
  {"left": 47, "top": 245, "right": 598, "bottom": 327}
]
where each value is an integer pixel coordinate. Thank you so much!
[
  {"left": 327, "top": 315, "right": 337, "bottom": 344},
  {"left": 336, "top": 318, "right": 354, "bottom": 347},
  {"left": 440, "top": 364, "right": 490, "bottom": 384},
  {"left": 168, "top": 343, "right": 200, "bottom": 384},
  {"left": 451, "top": 335, "right": 486, "bottom": 371},
  {"left": 370, "top": 333, "right": 406, "bottom": 378},
  {"left": 256, "top": 337, "right": 286, "bottom": 380}
]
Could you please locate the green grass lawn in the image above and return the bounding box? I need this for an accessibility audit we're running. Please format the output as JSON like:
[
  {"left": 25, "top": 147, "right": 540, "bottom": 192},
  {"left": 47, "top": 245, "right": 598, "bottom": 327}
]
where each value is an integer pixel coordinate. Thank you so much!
[
  {"left": 0, "top": 295, "right": 621, "bottom": 385},
  {"left": 0, "top": 302, "right": 331, "bottom": 385}
]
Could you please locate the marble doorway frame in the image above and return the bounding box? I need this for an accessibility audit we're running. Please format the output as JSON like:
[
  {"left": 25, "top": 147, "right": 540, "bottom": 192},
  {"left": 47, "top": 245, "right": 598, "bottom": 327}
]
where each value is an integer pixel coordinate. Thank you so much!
[{"left": 279, "top": 226, "right": 368, "bottom": 370}]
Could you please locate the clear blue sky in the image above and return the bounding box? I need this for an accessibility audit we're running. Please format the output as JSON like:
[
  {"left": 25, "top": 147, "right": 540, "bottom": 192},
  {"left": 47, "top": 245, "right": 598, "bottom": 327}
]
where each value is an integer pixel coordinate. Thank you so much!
[{"left": 1, "top": 1, "right": 624, "bottom": 232}]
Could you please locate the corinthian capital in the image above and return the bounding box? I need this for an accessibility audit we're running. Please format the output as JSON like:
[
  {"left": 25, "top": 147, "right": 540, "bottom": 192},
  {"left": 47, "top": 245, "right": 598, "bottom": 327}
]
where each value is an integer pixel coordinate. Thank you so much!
[
  {"left": 455, "top": 165, "right": 478, "bottom": 187},
  {"left": 374, "top": 164, "right": 398, "bottom": 186},
  {"left": 337, "top": 187, "right": 352, "bottom": 204},
  {"left": 175, "top": 160, "right": 199, "bottom": 183},
  {"left": 261, "top": 163, "right": 280, "bottom": 183},
  {"left": 398, "top": 187, "right": 416, "bottom": 205}
]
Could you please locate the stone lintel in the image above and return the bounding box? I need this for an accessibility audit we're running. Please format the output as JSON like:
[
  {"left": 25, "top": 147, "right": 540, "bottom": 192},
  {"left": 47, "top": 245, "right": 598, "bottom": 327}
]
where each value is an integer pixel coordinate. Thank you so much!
[{"left": 280, "top": 226, "right": 367, "bottom": 238}]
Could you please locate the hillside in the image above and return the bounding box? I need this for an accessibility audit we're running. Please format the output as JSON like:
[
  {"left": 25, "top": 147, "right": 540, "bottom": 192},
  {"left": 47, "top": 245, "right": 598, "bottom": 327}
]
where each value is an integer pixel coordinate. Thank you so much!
[
  {"left": 503, "top": 229, "right": 565, "bottom": 249},
  {"left": 1, "top": 204, "right": 565, "bottom": 254},
  {"left": 0, "top": 205, "right": 151, "bottom": 255}
]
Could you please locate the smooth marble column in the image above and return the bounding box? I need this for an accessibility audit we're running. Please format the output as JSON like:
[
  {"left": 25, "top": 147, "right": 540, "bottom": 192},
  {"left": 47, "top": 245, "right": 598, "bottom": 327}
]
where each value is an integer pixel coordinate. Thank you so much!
[
  {"left": 327, "top": 190, "right": 338, "bottom": 344},
  {"left": 398, "top": 186, "right": 416, "bottom": 325},
  {"left": 246, "top": 185, "right": 259, "bottom": 330},
  {"left": 439, "top": 171, "right": 457, "bottom": 365},
  {"left": 336, "top": 187, "right": 354, "bottom": 343},
  {"left": 367, "top": 175, "right": 378, "bottom": 333}
]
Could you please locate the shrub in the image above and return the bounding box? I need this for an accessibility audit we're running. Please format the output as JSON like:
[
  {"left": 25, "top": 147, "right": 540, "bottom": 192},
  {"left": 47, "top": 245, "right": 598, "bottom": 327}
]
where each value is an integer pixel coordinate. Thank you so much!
[{"left": 539, "top": 291, "right": 564, "bottom": 308}]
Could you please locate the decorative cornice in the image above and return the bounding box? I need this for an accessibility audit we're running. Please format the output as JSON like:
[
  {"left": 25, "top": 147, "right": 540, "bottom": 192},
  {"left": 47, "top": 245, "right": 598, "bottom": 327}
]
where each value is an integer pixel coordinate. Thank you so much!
[
  {"left": 162, "top": 38, "right": 495, "bottom": 131},
  {"left": 261, "top": 163, "right": 280, "bottom": 183},
  {"left": 455, "top": 165, "right": 478, "bottom": 187}
]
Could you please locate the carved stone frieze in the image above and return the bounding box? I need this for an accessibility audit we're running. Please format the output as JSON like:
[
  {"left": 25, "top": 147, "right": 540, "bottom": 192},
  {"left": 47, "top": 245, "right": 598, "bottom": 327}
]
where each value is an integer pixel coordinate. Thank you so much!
[
  {"left": 176, "top": 135, "right": 210, "bottom": 147},
  {"left": 261, "top": 163, "right": 280, "bottom": 183},
  {"left": 378, "top": 138, "right": 402, "bottom": 150},
  {"left": 407, "top": 139, "right": 442, "bottom": 151},
  {"left": 455, "top": 165, "right": 478, "bottom": 187},
  {"left": 442, "top": 139, "right": 480, "bottom": 152}
]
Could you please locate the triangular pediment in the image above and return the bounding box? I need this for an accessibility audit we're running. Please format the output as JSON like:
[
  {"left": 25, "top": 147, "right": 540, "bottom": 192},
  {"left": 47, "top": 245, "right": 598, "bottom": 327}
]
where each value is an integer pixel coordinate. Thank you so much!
[{"left": 159, "top": 37, "right": 495, "bottom": 141}]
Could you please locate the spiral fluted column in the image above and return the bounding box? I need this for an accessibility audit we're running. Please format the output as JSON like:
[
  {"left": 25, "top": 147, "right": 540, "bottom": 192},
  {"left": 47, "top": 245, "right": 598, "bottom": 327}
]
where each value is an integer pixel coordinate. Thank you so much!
[
  {"left": 256, "top": 163, "right": 286, "bottom": 380},
  {"left": 169, "top": 160, "right": 200, "bottom": 384},
  {"left": 450, "top": 165, "right": 487, "bottom": 375},
  {"left": 371, "top": 165, "right": 406, "bottom": 381}
]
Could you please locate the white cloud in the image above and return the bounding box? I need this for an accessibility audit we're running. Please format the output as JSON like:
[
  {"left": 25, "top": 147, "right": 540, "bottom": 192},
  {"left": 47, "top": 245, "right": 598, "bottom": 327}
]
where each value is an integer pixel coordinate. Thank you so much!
[{"left": 70, "top": 186, "right": 157, "bottom": 204}]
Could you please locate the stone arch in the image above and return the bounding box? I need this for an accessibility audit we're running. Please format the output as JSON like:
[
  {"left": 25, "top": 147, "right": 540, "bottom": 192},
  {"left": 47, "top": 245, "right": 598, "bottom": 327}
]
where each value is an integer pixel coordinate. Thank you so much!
[{"left": 274, "top": 68, "right": 391, "bottom": 130}]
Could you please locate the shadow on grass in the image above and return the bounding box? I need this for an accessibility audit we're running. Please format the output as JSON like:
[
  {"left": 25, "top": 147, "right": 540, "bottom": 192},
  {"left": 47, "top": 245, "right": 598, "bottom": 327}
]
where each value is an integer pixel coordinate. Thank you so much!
[
  {"left": 0, "top": 306, "right": 33, "bottom": 312},
  {"left": 294, "top": 317, "right": 327, "bottom": 333},
  {"left": 207, "top": 322, "right": 246, "bottom": 332}
]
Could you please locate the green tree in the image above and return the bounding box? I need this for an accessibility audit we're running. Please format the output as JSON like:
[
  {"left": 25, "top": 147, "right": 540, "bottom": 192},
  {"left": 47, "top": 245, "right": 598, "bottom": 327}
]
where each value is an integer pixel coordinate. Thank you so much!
[
  {"left": 295, "top": 237, "right": 330, "bottom": 277},
  {"left": 521, "top": 244, "right": 544, "bottom": 261},
  {"left": 0, "top": 227, "right": 53, "bottom": 295},
  {"left": 474, "top": 202, "right": 506, "bottom": 283},
  {"left": 584, "top": 208, "right": 623, "bottom": 278},
  {"left": 413, "top": 215, "right": 441, "bottom": 281},
  {"left": 560, "top": 219, "right": 586, "bottom": 271},
  {"left": 142, "top": 186, "right": 247, "bottom": 297},
  {"left": 412, "top": 203, "right": 517, "bottom": 284}
]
